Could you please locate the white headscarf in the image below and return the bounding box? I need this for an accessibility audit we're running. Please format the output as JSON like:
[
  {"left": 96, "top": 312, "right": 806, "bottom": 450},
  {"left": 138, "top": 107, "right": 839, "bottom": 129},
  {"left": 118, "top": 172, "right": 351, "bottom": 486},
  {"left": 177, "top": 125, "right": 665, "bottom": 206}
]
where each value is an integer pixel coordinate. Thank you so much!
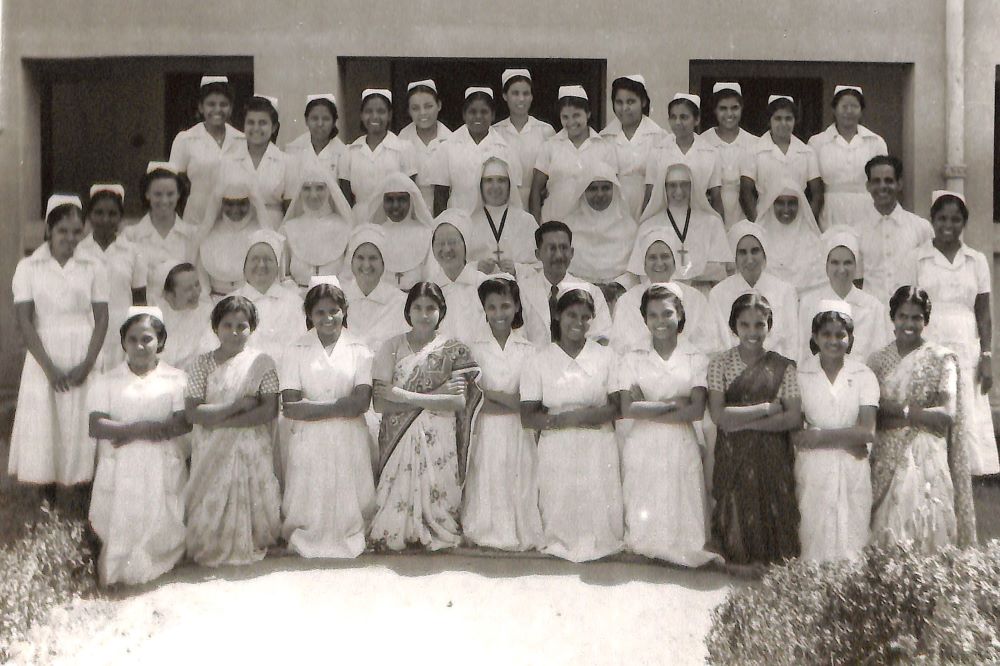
[
  {"left": 281, "top": 163, "right": 355, "bottom": 269},
  {"left": 726, "top": 219, "right": 769, "bottom": 259},
  {"left": 424, "top": 210, "right": 480, "bottom": 287},
  {"left": 244, "top": 228, "right": 287, "bottom": 281},
  {"left": 627, "top": 226, "right": 684, "bottom": 278},
  {"left": 201, "top": 171, "right": 271, "bottom": 233},
  {"left": 564, "top": 161, "right": 637, "bottom": 281},
  {"left": 755, "top": 178, "right": 821, "bottom": 287},
  {"left": 639, "top": 162, "right": 693, "bottom": 223},
  {"left": 474, "top": 154, "right": 525, "bottom": 211},
  {"left": 363, "top": 172, "right": 434, "bottom": 274}
]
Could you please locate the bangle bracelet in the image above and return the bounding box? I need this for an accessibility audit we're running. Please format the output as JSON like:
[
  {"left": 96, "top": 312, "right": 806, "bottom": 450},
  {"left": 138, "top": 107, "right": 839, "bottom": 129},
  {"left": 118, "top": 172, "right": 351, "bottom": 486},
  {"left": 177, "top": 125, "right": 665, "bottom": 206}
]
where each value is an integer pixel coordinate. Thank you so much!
[
  {"left": 902, "top": 405, "right": 910, "bottom": 421},
  {"left": 981, "top": 351, "right": 992, "bottom": 358}
]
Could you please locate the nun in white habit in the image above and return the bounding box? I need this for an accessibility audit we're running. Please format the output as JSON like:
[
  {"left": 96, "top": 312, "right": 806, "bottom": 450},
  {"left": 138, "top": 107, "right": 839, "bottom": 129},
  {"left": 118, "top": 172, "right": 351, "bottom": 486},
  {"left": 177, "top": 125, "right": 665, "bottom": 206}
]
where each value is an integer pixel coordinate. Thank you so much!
[
  {"left": 466, "top": 155, "right": 539, "bottom": 276},
  {"left": 341, "top": 225, "right": 409, "bottom": 354},
  {"left": 422, "top": 210, "right": 490, "bottom": 345},
  {"left": 362, "top": 172, "right": 434, "bottom": 290},
  {"left": 755, "top": 178, "right": 825, "bottom": 294},
  {"left": 707, "top": 220, "right": 801, "bottom": 362},
  {"left": 279, "top": 163, "right": 355, "bottom": 291}
]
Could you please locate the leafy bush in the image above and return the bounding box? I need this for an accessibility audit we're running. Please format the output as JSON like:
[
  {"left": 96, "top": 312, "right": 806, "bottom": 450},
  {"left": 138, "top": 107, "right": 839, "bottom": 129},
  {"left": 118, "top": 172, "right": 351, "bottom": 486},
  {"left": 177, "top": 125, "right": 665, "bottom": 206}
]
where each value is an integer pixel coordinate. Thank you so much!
[
  {"left": 0, "top": 503, "right": 98, "bottom": 662},
  {"left": 706, "top": 541, "right": 1000, "bottom": 664}
]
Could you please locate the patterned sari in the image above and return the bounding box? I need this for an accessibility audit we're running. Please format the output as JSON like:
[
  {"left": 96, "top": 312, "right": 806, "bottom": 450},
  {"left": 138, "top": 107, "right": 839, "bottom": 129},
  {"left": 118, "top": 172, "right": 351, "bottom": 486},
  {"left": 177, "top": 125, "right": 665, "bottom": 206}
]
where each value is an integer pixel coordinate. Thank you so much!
[
  {"left": 369, "top": 335, "right": 479, "bottom": 550},
  {"left": 712, "top": 351, "right": 801, "bottom": 565},
  {"left": 185, "top": 349, "right": 282, "bottom": 567},
  {"left": 867, "top": 341, "right": 976, "bottom": 550}
]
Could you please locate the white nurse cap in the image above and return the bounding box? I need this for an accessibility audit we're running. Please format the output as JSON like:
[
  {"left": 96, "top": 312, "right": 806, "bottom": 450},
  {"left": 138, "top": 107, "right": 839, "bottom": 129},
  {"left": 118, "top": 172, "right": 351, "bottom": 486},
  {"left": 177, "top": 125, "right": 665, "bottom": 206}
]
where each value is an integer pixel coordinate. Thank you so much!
[
  {"left": 556, "top": 280, "right": 592, "bottom": 300},
  {"left": 815, "top": 299, "right": 853, "bottom": 319},
  {"left": 89, "top": 183, "right": 125, "bottom": 202},
  {"left": 200, "top": 75, "right": 229, "bottom": 87},
  {"left": 834, "top": 85, "right": 863, "bottom": 97},
  {"left": 125, "top": 305, "right": 164, "bottom": 324},
  {"left": 671, "top": 92, "right": 701, "bottom": 107},
  {"left": 768, "top": 95, "right": 794, "bottom": 105},
  {"left": 465, "top": 86, "right": 494, "bottom": 99},
  {"left": 362, "top": 88, "right": 392, "bottom": 104},
  {"left": 713, "top": 82, "right": 742, "bottom": 95},
  {"left": 407, "top": 79, "right": 437, "bottom": 93},
  {"left": 931, "top": 189, "right": 966, "bottom": 206},
  {"left": 501, "top": 69, "right": 531, "bottom": 87},
  {"left": 484, "top": 272, "right": 517, "bottom": 282},
  {"left": 253, "top": 94, "right": 279, "bottom": 111},
  {"left": 823, "top": 226, "right": 860, "bottom": 259},
  {"left": 306, "top": 93, "right": 336, "bottom": 105},
  {"left": 558, "top": 85, "right": 588, "bottom": 100},
  {"left": 649, "top": 281, "right": 685, "bottom": 302},
  {"left": 307, "top": 275, "right": 343, "bottom": 290},
  {"left": 621, "top": 74, "right": 647, "bottom": 87},
  {"left": 45, "top": 194, "right": 83, "bottom": 219},
  {"left": 146, "top": 161, "right": 178, "bottom": 175}
]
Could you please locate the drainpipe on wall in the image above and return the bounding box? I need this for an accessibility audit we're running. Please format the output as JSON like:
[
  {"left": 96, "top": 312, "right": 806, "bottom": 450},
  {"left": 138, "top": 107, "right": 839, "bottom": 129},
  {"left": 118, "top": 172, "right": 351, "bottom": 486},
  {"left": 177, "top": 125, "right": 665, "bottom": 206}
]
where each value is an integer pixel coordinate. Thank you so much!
[{"left": 944, "top": 0, "right": 966, "bottom": 192}]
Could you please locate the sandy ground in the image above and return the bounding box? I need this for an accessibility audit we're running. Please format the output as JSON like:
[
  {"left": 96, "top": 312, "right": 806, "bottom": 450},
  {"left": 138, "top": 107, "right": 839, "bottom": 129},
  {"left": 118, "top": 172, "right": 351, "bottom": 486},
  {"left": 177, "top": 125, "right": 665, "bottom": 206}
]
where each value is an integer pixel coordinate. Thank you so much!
[{"left": 9, "top": 552, "right": 738, "bottom": 666}]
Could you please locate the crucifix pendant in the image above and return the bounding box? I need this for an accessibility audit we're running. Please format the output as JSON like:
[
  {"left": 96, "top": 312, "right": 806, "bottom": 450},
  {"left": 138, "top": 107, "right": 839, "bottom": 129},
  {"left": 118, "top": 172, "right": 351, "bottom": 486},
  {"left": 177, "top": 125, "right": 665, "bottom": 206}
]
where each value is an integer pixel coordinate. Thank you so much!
[
  {"left": 493, "top": 247, "right": 504, "bottom": 266},
  {"left": 677, "top": 245, "right": 690, "bottom": 268}
]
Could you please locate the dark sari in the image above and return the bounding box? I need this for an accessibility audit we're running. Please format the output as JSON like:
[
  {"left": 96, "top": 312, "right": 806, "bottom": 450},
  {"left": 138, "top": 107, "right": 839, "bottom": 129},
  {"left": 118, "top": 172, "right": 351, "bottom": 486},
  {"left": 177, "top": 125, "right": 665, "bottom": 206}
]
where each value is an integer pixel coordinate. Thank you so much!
[{"left": 711, "top": 351, "right": 800, "bottom": 565}]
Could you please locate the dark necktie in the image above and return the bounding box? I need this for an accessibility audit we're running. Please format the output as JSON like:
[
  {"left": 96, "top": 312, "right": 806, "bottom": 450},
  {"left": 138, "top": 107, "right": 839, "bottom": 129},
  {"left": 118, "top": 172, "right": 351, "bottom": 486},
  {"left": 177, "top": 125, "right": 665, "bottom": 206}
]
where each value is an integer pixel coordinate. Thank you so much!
[{"left": 548, "top": 284, "right": 559, "bottom": 324}]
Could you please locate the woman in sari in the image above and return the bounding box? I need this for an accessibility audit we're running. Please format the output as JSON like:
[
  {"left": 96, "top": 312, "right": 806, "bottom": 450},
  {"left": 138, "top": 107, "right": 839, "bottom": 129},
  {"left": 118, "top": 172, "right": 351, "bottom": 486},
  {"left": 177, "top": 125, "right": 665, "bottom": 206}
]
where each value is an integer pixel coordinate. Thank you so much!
[
  {"left": 184, "top": 295, "right": 282, "bottom": 567},
  {"left": 369, "top": 282, "right": 479, "bottom": 550},
  {"left": 707, "top": 293, "right": 802, "bottom": 567},
  {"left": 867, "top": 286, "right": 977, "bottom": 551}
]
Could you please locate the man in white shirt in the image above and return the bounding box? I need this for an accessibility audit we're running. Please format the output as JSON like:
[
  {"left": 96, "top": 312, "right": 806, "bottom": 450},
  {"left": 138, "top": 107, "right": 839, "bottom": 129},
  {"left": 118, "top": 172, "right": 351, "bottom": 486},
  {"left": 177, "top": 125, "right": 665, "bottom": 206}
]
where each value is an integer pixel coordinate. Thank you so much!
[
  {"left": 855, "top": 155, "right": 933, "bottom": 305},
  {"left": 517, "top": 221, "right": 613, "bottom": 346}
]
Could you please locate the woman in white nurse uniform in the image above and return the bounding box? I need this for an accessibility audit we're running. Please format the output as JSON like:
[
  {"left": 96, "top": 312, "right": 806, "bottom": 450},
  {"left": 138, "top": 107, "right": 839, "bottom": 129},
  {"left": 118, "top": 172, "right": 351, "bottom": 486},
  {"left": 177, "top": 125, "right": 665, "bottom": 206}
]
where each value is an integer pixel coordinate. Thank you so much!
[
  {"left": 493, "top": 69, "right": 556, "bottom": 208},
  {"left": 10, "top": 195, "right": 109, "bottom": 490},
  {"left": 701, "top": 83, "right": 758, "bottom": 228},
  {"left": 279, "top": 164, "right": 355, "bottom": 291},
  {"left": 531, "top": 85, "right": 617, "bottom": 224},
  {"left": 601, "top": 74, "right": 668, "bottom": 222},
  {"left": 809, "top": 86, "right": 888, "bottom": 231},
  {"left": 338, "top": 89, "right": 417, "bottom": 223},
  {"left": 399, "top": 80, "right": 452, "bottom": 209},
  {"left": 285, "top": 94, "right": 347, "bottom": 195},
  {"left": 169, "top": 76, "right": 246, "bottom": 226}
]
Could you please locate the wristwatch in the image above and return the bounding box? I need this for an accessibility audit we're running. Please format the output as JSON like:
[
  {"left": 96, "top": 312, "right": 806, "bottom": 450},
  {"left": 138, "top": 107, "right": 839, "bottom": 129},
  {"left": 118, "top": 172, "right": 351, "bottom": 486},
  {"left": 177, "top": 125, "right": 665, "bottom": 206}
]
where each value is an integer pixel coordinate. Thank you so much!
[
  {"left": 902, "top": 405, "right": 911, "bottom": 421},
  {"left": 981, "top": 351, "right": 992, "bottom": 358}
]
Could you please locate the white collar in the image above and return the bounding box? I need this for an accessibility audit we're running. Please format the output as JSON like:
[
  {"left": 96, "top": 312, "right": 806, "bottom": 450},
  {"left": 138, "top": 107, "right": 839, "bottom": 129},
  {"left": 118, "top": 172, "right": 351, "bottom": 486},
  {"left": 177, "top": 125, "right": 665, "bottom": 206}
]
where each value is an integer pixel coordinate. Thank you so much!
[
  {"left": 549, "top": 339, "right": 603, "bottom": 376},
  {"left": 798, "top": 354, "right": 868, "bottom": 376},
  {"left": 553, "top": 127, "right": 601, "bottom": 144},
  {"left": 600, "top": 115, "right": 665, "bottom": 139},
  {"left": 349, "top": 131, "right": 403, "bottom": 151},
  {"left": 916, "top": 241, "right": 976, "bottom": 263}
]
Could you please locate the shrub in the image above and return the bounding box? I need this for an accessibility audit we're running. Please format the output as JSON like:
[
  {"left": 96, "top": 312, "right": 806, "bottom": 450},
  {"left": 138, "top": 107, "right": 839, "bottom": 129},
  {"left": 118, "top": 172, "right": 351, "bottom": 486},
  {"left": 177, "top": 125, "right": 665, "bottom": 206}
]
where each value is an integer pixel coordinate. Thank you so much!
[
  {"left": 0, "top": 503, "right": 98, "bottom": 662},
  {"left": 705, "top": 541, "right": 1000, "bottom": 665}
]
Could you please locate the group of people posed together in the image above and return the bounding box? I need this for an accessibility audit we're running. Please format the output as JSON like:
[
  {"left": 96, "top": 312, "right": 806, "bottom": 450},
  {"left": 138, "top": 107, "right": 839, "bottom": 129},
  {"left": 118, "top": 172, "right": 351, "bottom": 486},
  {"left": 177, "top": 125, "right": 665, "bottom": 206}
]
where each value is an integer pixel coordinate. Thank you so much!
[{"left": 7, "top": 69, "right": 993, "bottom": 586}]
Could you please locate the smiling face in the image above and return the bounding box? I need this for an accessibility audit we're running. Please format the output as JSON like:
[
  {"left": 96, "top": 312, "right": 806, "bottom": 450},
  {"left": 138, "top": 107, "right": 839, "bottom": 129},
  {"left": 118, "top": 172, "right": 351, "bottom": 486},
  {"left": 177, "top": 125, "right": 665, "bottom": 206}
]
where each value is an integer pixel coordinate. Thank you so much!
[
  {"left": 88, "top": 197, "right": 122, "bottom": 238},
  {"left": 535, "top": 230, "right": 574, "bottom": 275},
  {"left": 613, "top": 88, "right": 643, "bottom": 128},
  {"left": 123, "top": 319, "right": 161, "bottom": 367},
  {"left": 361, "top": 96, "right": 390, "bottom": 134},
  {"left": 351, "top": 242, "right": 384, "bottom": 282},
  {"left": 558, "top": 301, "right": 592, "bottom": 343},
  {"left": 222, "top": 198, "right": 251, "bottom": 222},
  {"left": 146, "top": 176, "right": 179, "bottom": 216},
  {"left": 931, "top": 201, "right": 966, "bottom": 244},
  {"left": 310, "top": 296, "right": 345, "bottom": 339},
  {"left": 769, "top": 108, "right": 796, "bottom": 141},
  {"left": 199, "top": 92, "right": 232, "bottom": 129},
  {"left": 584, "top": 180, "right": 614, "bottom": 212},
  {"left": 834, "top": 94, "right": 862, "bottom": 129},
  {"left": 483, "top": 291, "right": 518, "bottom": 336},
  {"left": 644, "top": 297, "right": 680, "bottom": 343},
  {"left": 432, "top": 224, "right": 466, "bottom": 270},
  {"left": 866, "top": 163, "right": 902, "bottom": 210},
  {"left": 300, "top": 181, "right": 330, "bottom": 212},
  {"left": 243, "top": 109, "right": 273, "bottom": 147},
  {"left": 814, "top": 317, "right": 850, "bottom": 362},
  {"left": 644, "top": 241, "right": 676, "bottom": 282},
  {"left": 559, "top": 104, "right": 590, "bottom": 140},
  {"left": 892, "top": 301, "right": 926, "bottom": 346},
  {"left": 481, "top": 174, "right": 510, "bottom": 207},
  {"left": 826, "top": 246, "right": 857, "bottom": 285},
  {"left": 735, "top": 235, "right": 766, "bottom": 283},
  {"left": 503, "top": 80, "right": 533, "bottom": 117},
  {"left": 48, "top": 210, "right": 85, "bottom": 259},
  {"left": 668, "top": 103, "right": 697, "bottom": 138},
  {"left": 215, "top": 309, "right": 253, "bottom": 352},
  {"left": 243, "top": 243, "right": 279, "bottom": 286},
  {"left": 714, "top": 96, "right": 742, "bottom": 131},
  {"left": 306, "top": 104, "right": 335, "bottom": 144},
  {"left": 773, "top": 195, "right": 799, "bottom": 224},
  {"left": 464, "top": 98, "right": 494, "bottom": 135},
  {"left": 408, "top": 90, "right": 441, "bottom": 131},
  {"left": 408, "top": 295, "right": 442, "bottom": 332},
  {"left": 165, "top": 269, "right": 201, "bottom": 310},
  {"left": 735, "top": 306, "right": 770, "bottom": 349},
  {"left": 383, "top": 192, "right": 411, "bottom": 223},
  {"left": 665, "top": 180, "right": 691, "bottom": 207}
]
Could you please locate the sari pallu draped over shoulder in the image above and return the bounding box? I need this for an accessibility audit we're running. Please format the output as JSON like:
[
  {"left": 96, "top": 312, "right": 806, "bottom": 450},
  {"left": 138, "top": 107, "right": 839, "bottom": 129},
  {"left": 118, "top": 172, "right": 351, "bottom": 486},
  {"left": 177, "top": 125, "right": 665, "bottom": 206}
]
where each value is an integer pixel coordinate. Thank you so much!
[
  {"left": 376, "top": 337, "right": 482, "bottom": 485},
  {"left": 712, "top": 351, "right": 800, "bottom": 565},
  {"left": 868, "top": 342, "right": 977, "bottom": 547}
]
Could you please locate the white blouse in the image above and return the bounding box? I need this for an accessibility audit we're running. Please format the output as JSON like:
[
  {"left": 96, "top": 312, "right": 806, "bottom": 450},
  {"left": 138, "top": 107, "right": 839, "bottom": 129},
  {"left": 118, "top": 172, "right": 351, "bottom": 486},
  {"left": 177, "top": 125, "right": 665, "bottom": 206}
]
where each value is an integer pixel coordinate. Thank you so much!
[
  {"left": 610, "top": 281, "right": 719, "bottom": 355},
  {"left": 341, "top": 278, "right": 409, "bottom": 353},
  {"left": 797, "top": 284, "right": 891, "bottom": 363},
  {"left": 469, "top": 328, "right": 535, "bottom": 395},
  {"left": 614, "top": 340, "right": 709, "bottom": 403},
  {"left": 644, "top": 133, "right": 723, "bottom": 215},
  {"left": 123, "top": 214, "right": 199, "bottom": 306},
  {"left": 168, "top": 122, "right": 246, "bottom": 224},
  {"left": 493, "top": 115, "right": 556, "bottom": 202},
  {"left": 808, "top": 124, "right": 887, "bottom": 194},
  {"left": 535, "top": 128, "right": 618, "bottom": 222},
  {"left": 398, "top": 121, "right": 452, "bottom": 208},
  {"left": 520, "top": 340, "right": 614, "bottom": 412},
  {"left": 916, "top": 242, "right": 991, "bottom": 311},
  {"left": 797, "top": 355, "right": 879, "bottom": 430},
  {"left": 426, "top": 126, "right": 522, "bottom": 213},
  {"left": 601, "top": 115, "right": 669, "bottom": 221},
  {"left": 284, "top": 132, "right": 347, "bottom": 196},
  {"left": 701, "top": 127, "right": 759, "bottom": 227},
  {"left": 218, "top": 143, "right": 293, "bottom": 228},
  {"left": 233, "top": 281, "right": 305, "bottom": 368},
  {"left": 741, "top": 133, "right": 820, "bottom": 199},
  {"left": 338, "top": 132, "right": 417, "bottom": 219},
  {"left": 279, "top": 329, "right": 374, "bottom": 399},
  {"left": 12, "top": 244, "right": 110, "bottom": 318}
]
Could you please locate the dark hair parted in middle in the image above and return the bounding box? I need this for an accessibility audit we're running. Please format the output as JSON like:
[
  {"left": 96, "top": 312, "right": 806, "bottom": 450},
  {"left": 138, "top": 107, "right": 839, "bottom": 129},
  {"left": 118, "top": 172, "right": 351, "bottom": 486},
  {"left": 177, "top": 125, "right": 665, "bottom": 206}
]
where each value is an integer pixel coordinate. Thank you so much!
[
  {"left": 809, "top": 310, "right": 855, "bottom": 355},
  {"left": 303, "top": 283, "right": 349, "bottom": 330},
  {"left": 119, "top": 313, "right": 168, "bottom": 353},
  {"left": 889, "top": 285, "right": 932, "bottom": 324},
  {"left": 245, "top": 96, "right": 281, "bottom": 143},
  {"left": 211, "top": 295, "right": 259, "bottom": 332},
  {"left": 612, "top": 77, "right": 650, "bottom": 116},
  {"left": 551, "top": 288, "right": 595, "bottom": 342},
  {"left": 477, "top": 276, "right": 524, "bottom": 330},
  {"left": 304, "top": 97, "right": 340, "bottom": 141},
  {"left": 728, "top": 292, "right": 774, "bottom": 335},
  {"left": 404, "top": 281, "right": 448, "bottom": 329},
  {"left": 640, "top": 285, "right": 686, "bottom": 334}
]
